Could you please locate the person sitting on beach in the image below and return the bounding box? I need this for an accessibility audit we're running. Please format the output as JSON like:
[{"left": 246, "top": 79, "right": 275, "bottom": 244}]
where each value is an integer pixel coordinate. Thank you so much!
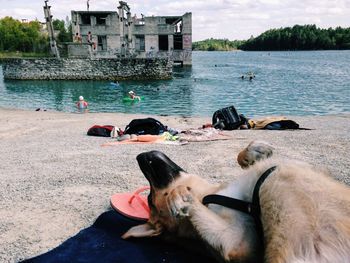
[
  {"left": 76, "top": 96, "right": 88, "bottom": 109},
  {"left": 128, "top": 91, "right": 141, "bottom": 101}
]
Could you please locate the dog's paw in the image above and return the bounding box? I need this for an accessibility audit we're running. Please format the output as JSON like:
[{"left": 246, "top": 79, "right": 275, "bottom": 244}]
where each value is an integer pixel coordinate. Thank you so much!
[
  {"left": 167, "top": 185, "right": 194, "bottom": 218},
  {"left": 237, "top": 140, "right": 274, "bottom": 168}
]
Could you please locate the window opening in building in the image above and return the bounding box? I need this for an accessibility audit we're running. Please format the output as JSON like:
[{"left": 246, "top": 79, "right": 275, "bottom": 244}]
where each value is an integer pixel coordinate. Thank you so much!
[
  {"left": 158, "top": 35, "right": 168, "bottom": 51},
  {"left": 173, "top": 35, "right": 183, "bottom": 50},
  {"left": 135, "top": 35, "right": 145, "bottom": 51},
  {"left": 81, "top": 14, "right": 91, "bottom": 25},
  {"left": 97, "top": 35, "right": 107, "bottom": 51},
  {"left": 96, "top": 15, "right": 107, "bottom": 25},
  {"left": 165, "top": 18, "right": 178, "bottom": 24}
]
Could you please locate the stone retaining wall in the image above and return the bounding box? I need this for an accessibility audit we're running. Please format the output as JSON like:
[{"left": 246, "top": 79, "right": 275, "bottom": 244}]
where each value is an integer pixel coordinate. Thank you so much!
[{"left": 1, "top": 58, "right": 173, "bottom": 80}]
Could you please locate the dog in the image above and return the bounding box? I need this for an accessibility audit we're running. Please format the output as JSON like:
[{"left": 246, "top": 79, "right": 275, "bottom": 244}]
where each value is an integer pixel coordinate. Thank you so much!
[{"left": 122, "top": 141, "right": 350, "bottom": 263}]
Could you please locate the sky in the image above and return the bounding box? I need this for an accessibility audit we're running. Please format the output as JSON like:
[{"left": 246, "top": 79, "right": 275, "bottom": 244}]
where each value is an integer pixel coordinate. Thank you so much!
[{"left": 0, "top": 0, "right": 349, "bottom": 41}]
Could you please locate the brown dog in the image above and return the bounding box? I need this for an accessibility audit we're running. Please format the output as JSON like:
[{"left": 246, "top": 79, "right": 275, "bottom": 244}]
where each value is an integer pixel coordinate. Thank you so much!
[{"left": 123, "top": 141, "right": 350, "bottom": 263}]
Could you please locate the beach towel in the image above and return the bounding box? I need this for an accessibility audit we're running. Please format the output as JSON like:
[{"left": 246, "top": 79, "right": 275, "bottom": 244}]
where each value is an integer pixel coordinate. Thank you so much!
[
  {"left": 21, "top": 210, "right": 213, "bottom": 263},
  {"left": 101, "top": 133, "right": 189, "bottom": 146},
  {"left": 179, "top": 128, "right": 233, "bottom": 142}
]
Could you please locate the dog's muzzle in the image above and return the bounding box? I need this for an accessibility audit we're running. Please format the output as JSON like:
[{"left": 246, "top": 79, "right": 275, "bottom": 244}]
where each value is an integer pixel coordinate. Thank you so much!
[{"left": 137, "top": 151, "right": 185, "bottom": 189}]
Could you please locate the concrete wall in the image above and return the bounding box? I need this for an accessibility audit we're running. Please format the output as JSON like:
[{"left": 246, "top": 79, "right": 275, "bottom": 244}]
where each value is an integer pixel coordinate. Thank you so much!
[
  {"left": 145, "top": 35, "right": 159, "bottom": 52},
  {"left": 67, "top": 43, "right": 91, "bottom": 58},
  {"left": 71, "top": 9, "right": 192, "bottom": 65},
  {"left": 2, "top": 58, "right": 173, "bottom": 80},
  {"left": 107, "top": 35, "right": 120, "bottom": 53}
]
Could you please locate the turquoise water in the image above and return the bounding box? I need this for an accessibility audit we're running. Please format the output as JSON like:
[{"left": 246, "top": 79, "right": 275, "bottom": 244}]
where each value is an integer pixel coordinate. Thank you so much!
[{"left": 0, "top": 51, "right": 349, "bottom": 117}]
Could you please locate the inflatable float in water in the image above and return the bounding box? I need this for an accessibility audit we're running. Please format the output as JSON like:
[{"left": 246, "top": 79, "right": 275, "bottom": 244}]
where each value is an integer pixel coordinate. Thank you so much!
[
  {"left": 122, "top": 96, "right": 144, "bottom": 103},
  {"left": 110, "top": 82, "right": 120, "bottom": 87}
]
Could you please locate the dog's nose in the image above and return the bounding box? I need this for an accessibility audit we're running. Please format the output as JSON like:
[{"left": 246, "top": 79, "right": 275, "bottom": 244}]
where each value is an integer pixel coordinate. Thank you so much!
[{"left": 137, "top": 151, "right": 185, "bottom": 189}]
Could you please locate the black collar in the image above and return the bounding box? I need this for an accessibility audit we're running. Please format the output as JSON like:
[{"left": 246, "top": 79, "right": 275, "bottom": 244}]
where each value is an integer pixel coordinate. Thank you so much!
[{"left": 202, "top": 166, "right": 277, "bottom": 245}]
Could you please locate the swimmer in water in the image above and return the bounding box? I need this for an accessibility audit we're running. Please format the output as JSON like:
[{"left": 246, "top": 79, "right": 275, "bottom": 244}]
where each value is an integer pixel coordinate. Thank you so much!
[
  {"left": 128, "top": 90, "right": 141, "bottom": 101},
  {"left": 76, "top": 96, "right": 88, "bottom": 109}
]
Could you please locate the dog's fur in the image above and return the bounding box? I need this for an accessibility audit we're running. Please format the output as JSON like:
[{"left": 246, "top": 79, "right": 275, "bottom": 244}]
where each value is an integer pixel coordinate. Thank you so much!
[{"left": 123, "top": 141, "right": 350, "bottom": 263}]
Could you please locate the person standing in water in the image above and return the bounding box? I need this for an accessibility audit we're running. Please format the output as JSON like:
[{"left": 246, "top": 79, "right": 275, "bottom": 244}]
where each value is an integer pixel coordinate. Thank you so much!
[{"left": 76, "top": 96, "right": 88, "bottom": 109}]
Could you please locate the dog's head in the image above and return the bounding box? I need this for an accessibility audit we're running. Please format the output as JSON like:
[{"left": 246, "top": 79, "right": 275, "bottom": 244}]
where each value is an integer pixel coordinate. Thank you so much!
[
  {"left": 122, "top": 150, "right": 185, "bottom": 239},
  {"left": 122, "top": 150, "right": 217, "bottom": 239}
]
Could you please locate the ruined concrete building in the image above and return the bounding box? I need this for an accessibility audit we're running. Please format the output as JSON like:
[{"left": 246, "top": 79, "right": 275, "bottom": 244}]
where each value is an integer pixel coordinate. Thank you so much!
[{"left": 70, "top": 1, "right": 192, "bottom": 65}]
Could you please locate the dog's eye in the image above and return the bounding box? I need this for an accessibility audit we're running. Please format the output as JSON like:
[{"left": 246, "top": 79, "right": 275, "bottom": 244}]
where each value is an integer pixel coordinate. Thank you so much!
[
  {"left": 149, "top": 161, "right": 152, "bottom": 164},
  {"left": 164, "top": 192, "right": 168, "bottom": 196}
]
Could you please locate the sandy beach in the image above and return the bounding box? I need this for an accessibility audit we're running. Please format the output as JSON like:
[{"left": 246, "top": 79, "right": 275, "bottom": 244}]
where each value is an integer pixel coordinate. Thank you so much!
[{"left": 0, "top": 107, "right": 349, "bottom": 262}]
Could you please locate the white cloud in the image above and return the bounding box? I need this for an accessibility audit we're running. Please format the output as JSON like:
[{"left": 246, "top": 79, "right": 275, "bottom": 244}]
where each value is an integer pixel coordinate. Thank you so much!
[
  {"left": 0, "top": 0, "right": 349, "bottom": 40},
  {"left": 14, "top": 8, "right": 38, "bottom": 16},
  {"left": 259, "top": 0, "right": 280, "bottom": 5}
]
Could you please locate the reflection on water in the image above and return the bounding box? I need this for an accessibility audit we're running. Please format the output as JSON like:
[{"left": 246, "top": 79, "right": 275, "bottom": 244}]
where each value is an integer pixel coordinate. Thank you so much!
[{"left": 0, "top": 50, "right": 349, "bottom": 117}]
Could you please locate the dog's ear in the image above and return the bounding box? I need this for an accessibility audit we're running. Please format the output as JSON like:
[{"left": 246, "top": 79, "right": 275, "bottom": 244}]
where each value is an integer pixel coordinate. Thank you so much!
[{"left": 122, "top": 223, "right": 163, "bottom": 239}]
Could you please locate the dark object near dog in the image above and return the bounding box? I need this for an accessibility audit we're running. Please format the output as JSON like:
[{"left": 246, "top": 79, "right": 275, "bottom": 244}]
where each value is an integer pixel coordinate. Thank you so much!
[
  {"left": 264, "top": 120, "right": 299, "bottom": 130},
  {"left": 212, "top": 106, "right": 246, "bottom": 130},
  {"left": 251, "top": 117, "right": 311, "bottom": 130},
  {"left": 87, "top": 125, "right": 114, "bottom": 137},
  {"left": 21, "top": 210, "right": 212, "bottom": 263},
  {"left": 124, "top": 118, "right": 167, "bottom": 135}
]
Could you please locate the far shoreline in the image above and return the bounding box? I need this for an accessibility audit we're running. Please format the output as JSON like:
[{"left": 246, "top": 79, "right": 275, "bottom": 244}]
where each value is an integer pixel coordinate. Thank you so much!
[{"left": 1, "top": 105, "right": 349, "bottom": 119}]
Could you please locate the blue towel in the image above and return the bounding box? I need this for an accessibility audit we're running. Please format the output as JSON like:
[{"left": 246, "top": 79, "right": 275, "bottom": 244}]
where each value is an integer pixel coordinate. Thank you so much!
[{"left": 22, "top": 210, "right": 214, "bottom": 263}]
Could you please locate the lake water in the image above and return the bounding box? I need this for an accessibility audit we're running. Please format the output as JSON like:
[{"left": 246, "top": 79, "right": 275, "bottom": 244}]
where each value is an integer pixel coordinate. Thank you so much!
[{"left": 0, "top": 51, "right": 349, "bottom": 117}]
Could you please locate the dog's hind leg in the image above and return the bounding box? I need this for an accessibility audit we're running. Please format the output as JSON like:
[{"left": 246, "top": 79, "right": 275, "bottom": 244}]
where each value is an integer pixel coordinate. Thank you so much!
[
  {"left": 237, "top": 140, "right": 274, "bottom": 168},
  {"left": 168, "top": 185, "right": 261, "bottom": 262}
]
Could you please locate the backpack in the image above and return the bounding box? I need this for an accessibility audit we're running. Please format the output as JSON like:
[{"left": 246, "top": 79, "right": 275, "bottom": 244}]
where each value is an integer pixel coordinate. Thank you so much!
[
  {"left": 212, "top": 106, "right": 246, "bottom": 130},
  {"left": 124, "top": 118, "right": 167, "bottom": 135},
  {"left": 87, "top": 125, "right": 114, "bottom": 137}
]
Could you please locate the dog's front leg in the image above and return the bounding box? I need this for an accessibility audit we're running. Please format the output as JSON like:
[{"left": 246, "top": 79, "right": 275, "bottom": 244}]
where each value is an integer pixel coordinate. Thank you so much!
[{"left": 168, "top": 185, "right": 257, "bottom": 262}]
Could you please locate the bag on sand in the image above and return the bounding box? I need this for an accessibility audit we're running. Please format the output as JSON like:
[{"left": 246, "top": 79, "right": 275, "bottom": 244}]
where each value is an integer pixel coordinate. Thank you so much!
[
  {"left": 124, "top": 118, "right": 167, "bottom": 135},
  {"left": 87, "top": 125, "right": 114, "bottom": 137},
  {"left": 212, "top": 106, "right": 246, "bottom": 130}
]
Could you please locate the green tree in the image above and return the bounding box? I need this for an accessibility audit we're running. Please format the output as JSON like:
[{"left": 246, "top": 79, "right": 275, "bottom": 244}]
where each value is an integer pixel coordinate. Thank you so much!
[
  {"left": 239, "top": 24, "right": 350, "bottom": 51},
  {"left": 0, "top": 16, "right": 48, "bottom": 53},
  {"left": 52, "top": 19, "right": 72, "bottom": 43},
  {"left": 192, "top": 38, "right": 245, "bottom": 51}
]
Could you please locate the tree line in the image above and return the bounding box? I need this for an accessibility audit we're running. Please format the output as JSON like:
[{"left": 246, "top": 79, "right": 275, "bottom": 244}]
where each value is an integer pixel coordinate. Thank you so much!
[
  {"left": 240, "top": 25, "right": 350, "bottom": 51},
  {"left": 0, "top": 16, "right": 71, "bottom": 55},
  {"left": 193, "top": 25, "right": 350, "bottom": 51},
  {"left": 192, "top": 38, "right": 244, "bottom": 51}
]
